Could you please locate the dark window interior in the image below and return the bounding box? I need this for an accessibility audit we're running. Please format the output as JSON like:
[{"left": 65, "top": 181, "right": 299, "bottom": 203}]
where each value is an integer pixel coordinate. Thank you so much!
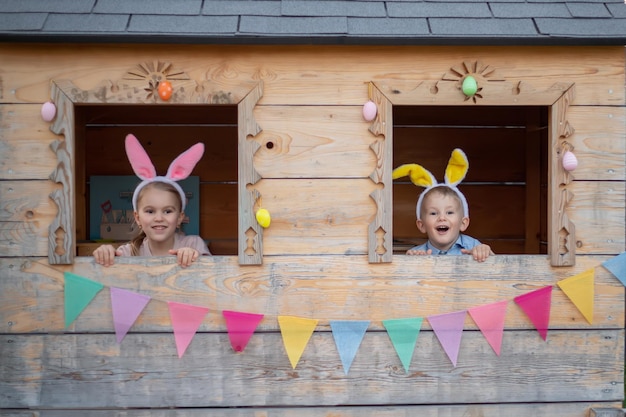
[
  {"left": 75, "top": 104, "right": 239, "bottom": 255},
  {"left": 392, "top": 105, "right": 548, "bottom": 255}
]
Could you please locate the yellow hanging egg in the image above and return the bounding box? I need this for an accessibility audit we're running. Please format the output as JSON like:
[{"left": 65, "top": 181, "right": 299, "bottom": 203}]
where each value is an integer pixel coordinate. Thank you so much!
[{"left": 256, "top": 208, "right": 271, "bottom": 228}]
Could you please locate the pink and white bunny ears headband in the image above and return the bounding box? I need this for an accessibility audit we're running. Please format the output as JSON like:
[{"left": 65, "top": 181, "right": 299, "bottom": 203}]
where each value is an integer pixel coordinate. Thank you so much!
[
  {"left": 125, "top": 134, "right": 204, "bottom": 212},
  {"left": 392, "top": 148, "right": 470, "bottom": 221}
]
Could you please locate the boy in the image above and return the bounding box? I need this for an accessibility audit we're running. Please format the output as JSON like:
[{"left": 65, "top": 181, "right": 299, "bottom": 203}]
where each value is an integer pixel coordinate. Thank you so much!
[{"left": 393, "top": 148, "right": 493, "bottom": 262}]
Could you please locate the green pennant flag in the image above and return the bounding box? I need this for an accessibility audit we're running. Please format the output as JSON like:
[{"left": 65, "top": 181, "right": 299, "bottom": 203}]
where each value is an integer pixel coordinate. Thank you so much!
[
  {"left": 64, "top": 272, "right": 104, "bottom": 328},
  {"left": 382, "top": 317, "right": 423, "bottom": 373}
]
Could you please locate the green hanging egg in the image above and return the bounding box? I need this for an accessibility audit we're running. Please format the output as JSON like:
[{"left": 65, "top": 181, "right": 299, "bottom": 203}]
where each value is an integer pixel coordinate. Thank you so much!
[{"left": 462, "top": 76, "right": 478, "bottom": 97}]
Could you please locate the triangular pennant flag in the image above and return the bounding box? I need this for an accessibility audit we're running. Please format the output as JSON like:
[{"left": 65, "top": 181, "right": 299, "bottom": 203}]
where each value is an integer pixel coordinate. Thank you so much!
[
  {"left": 110, "top": 287, "right": 151, "bottom": 343},
  {"left": 602, "top": 252, "right": 626, "bottom": 286},
  {"left": 64, "top": 272, "right": 104, "bottom": 328},
  {"left": 167, "top": 301, "right": 209, "bottom": 358},
  {"left": 382, "top": 317, "right": 423, "bottom": 373},
  {"left": 514, "top": 286, "right": 552, "bottom": 341},
  {"left": 428, "top": 310, "right": 466, "bottom": 367},
  {"left": 557, "top": 269, "right": 594, "bottom": 324},
  {"left": 329, "top": 320, "right": 370, "bottom": 375},
  {"left": 468, "top": 301, "right": 508, "bottom": 356},
  {"left": 222, "top": 310, "right": 264, "bottom": 352},
  {"left": 277, "top": 316, "right": 318, "bottom": 369}
]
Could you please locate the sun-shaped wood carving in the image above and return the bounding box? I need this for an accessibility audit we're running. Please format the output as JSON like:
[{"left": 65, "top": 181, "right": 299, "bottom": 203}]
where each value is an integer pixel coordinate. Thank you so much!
[
  {"left": 442, "top": 61, "right": 504, "bottom": 103},
  {"left": 123, "top": 61, "right": 191, "bottom": 102}
]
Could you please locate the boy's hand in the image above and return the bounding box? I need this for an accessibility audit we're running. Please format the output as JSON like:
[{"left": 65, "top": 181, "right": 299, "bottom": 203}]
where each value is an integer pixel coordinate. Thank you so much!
[
  {"left": 169, "top": 247, "right": 199, "bottom": 268},
  {"left": 93, "top": 244, "right": 122, "bottom": 267},
  {"left": 462, "top": 244, "right": 494, "bottom": 262},
  {"left": 406, "top": 248, "right": 433, "bottom": 256}
]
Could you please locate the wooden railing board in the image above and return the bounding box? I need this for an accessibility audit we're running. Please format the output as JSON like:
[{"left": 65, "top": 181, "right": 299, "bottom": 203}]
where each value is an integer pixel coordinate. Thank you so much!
[
  {"left": 1, "top": 255, "right": 622, "bottom": 333},
  {"left": 1, "top": 330, "right": 622, "bottom": 409}
]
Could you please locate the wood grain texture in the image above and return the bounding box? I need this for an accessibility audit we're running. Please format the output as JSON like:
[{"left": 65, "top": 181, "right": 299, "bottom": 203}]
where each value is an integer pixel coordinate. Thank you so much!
[
  {"left": 0, "top": 181, "right": 56, "bottom": 256},
  {"left": 0, "top": 45, "right": 622, "bottom": 106},
  {"left": 0, "top": 404, "right": 622, "bottom": 417},
  {"left": 1, "top": 255, "right": 622, "bottom": 334},
  {"left": 238, "top": 81, "right": 264, "bottom": 264},
  {"left": 1, "top": 330, "right": 622, "bottom": 408},
  {"left": 549, "top": 87, "right": 577, "bottom": 266}
]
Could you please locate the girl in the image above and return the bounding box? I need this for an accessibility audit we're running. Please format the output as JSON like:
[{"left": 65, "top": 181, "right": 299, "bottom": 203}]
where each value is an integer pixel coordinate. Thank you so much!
[{"left": 93, "top": 134, "right": 210, "bottom": 267}]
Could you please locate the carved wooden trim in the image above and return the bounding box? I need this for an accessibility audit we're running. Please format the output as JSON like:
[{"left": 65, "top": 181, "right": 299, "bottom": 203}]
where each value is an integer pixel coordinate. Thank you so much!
[
  {"left": 370, "top": 64, "right": 577, "bottom": 267},
  {"left": 238, "top": 82, "right": 264, "bottom": 265},
  {"left": 549, "top": 85, "right": 577, "bottom": 266},
  {"left": 48, "top": 81, "right": 76, "bottom": 264},
  {"left": 367, "top": 83, "right": 393, "bottom": 263},
  {"left": 48, "top": 62, "right": 263, "bottom": 264}
]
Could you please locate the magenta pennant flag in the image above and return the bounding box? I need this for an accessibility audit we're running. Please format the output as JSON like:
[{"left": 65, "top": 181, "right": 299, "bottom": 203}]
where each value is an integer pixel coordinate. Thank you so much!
[
  {"left": 427, "top": 310, "right": 466, "bottom": 367},
  {"left": 468, "top": 300, "right": 508, "bottom": 356},
  {"left": 167, "top": 301, "right": 209, "bottom": 358},
  {"left": 514, "top": 286, "right": 553, "bottom": 341},
  {"left": 110, "top": 287, "right": 151, "bottom": 343},
  {"left": 222, "top": 310, "right": 264, "bottom": 353}
]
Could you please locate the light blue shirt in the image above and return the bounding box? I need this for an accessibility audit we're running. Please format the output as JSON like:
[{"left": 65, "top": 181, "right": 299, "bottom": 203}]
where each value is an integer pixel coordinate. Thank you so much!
[{"left": 408, "top": 234, "right": 481, "bottom": 255}]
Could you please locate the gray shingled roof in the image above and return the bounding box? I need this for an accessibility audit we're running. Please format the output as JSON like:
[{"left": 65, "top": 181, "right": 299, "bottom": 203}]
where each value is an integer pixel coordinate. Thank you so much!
[{"left": 0, "top": 0, "right": 625, "bottom": 45}]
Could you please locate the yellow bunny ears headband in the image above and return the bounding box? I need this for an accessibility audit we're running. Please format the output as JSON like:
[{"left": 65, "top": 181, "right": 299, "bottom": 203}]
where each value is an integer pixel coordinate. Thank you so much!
[{"left": 392, "top": 148, "right": 470, "bottom": 220}]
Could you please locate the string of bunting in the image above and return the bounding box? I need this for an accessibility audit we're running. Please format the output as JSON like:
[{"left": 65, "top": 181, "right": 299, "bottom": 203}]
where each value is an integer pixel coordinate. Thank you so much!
[{"left": 64, "top": 253, "right": 626, "bottom": 374}]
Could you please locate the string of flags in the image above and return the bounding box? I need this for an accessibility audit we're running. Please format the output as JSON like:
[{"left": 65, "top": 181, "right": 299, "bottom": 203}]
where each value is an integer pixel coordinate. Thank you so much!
[{"left": 63, "top": 253, "right": 626, "bottom": 374}]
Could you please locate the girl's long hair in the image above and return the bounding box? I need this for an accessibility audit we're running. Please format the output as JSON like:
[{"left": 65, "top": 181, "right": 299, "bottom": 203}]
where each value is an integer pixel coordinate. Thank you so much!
[{"left": 129, "top": 181, "right": 184, "bottom": 256}]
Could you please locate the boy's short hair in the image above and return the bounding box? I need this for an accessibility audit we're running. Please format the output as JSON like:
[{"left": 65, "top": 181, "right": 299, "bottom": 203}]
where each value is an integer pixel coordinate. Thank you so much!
[{"left": 418, "top": 185, "right": 467, "bottom": 219}]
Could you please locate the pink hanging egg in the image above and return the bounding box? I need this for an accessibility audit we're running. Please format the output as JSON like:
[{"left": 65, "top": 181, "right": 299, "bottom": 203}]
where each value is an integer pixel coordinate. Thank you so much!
[
  {"left": 562, "top": 150, "right": 578, "bottom": 171},
  {"left": 362, "top": 100, "right": 377, "bottom": 121},
  {"left": 41, "top": 101, "right": 56, "bottom": 122}
]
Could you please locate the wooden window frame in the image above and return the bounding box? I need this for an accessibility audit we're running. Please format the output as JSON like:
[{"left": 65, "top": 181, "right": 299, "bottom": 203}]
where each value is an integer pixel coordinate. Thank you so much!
[
  {"left": 47, "top": 62, "right": 264, "bottom": 265},
  {"left": 367, "top": 63, "right": 576, "bottom": 266}
]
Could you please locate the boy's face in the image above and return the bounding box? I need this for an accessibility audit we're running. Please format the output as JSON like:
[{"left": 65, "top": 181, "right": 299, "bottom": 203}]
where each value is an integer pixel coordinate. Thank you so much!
[{"left": 416, "top": 191, "right": 469, "bottom": 252}]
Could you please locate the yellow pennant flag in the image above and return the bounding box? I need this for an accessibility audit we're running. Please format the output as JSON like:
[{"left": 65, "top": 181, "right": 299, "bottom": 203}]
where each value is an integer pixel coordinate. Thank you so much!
[
  {"left": 277, "top": 316, "right": 319, "bottom": 369},
  {"left": 557, "top": 268, "right": 594, "bottom": 324}
]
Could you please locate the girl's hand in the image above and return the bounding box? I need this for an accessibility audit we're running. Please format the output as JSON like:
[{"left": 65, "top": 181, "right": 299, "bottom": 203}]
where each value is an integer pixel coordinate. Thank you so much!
[
  {"left": 462, "top": 244, "right": 494, "bottom": 262},
  {"left": 93, "top": 244, "right": 122, "bottom": 267},
  {"left": 406, "top": 248, "right": 433, "bottom": 256},
  {"left": 169, "top": 247, "right": 200, "bottom": 268}
]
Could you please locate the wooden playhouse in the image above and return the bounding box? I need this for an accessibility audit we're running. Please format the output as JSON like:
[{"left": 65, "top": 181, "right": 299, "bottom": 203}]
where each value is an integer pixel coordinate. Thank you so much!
[{"left": 1, "top": 1, "right": 626, "bottom": 416}]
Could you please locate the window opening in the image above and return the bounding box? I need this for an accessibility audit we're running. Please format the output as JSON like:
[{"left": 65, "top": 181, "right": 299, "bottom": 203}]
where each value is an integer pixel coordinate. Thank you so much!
[
  {"left": 75, "top": 104, "right": 238, "bottom": 257},
  {"left": 392, "top": 105, "right": 548, "bottom": 255},
  {"left": 47, "top": 64, "right": 264, "bottom": 264},
  {"left": 366, "top": 69, "right": 576, "bottom": 266}
]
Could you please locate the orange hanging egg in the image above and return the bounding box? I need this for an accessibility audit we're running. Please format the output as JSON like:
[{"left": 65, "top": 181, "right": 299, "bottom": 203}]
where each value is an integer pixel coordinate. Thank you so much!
[{"left": 158, "top": 80, "right": 173, "bottom": 101}]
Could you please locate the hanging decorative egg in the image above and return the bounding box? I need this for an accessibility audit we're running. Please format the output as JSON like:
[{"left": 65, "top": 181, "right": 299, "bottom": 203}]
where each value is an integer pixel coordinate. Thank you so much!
[
  {"left": 362, "top": 100, "right": 377, "bottom": 121},
  {"left": 41, "top": 101, "right": 56, "bottom": 122},
  {"left": 562, "top": 150, "right": 578, "bottom": 171},
  {"left": 157, "top": 80, "right": 173, "bottom": 101},
  {"left": 462, "top": 76, "right": 478, "bottom": 97},
  {"left": 256, "top": 208, "right": 271, "bottom": 228}
]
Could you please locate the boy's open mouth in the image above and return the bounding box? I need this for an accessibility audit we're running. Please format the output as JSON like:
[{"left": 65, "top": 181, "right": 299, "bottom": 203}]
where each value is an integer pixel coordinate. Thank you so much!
[{"left": 436, "top": 225, "right": 449, "bottom": 232}]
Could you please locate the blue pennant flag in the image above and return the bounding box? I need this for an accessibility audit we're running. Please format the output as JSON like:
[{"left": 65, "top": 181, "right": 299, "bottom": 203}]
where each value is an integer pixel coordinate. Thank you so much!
[
  {"left": 330, "top": 320, "right": 370, "bottom": 375},
  {"left": 602, "top": 252, "right": 626, "bottom": 286}
]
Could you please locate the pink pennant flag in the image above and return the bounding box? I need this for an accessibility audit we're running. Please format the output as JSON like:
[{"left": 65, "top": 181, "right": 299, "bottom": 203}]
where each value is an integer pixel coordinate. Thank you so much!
[
  {"left": 428, "top": 310, "right": 466, "bottom": 367},
  {"left": 167, "top": 301, "right": 209, "bottom": 358},
  {"left": 222, "top": 310, "right": 264, "bottom": 353},
  {"left": 514, "top": 286, "right": 552, "bottom": 341},
  {"left": 468, "top": 300, "right": 508, "bottom": 356},
  {"left": 110, "top": 287, "right": 151, "bottom": 343}
]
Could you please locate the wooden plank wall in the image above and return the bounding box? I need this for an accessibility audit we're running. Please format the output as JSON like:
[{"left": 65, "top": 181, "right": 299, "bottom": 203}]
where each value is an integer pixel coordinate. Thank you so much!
[
  {"left": 0, "top": 44, "right": 624, "bottom": 416},
  {"left": 1, "top": 255, "right": 624, "bottom": 416}
]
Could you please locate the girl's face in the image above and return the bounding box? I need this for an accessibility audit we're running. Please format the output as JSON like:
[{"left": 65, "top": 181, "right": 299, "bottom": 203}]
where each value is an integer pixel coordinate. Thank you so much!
[
  {"left": 134, "top": 186, "right": 184, "bottom": 248},
  {"left": 416, "top": 192, "right": 469, "bottom": 252}
]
